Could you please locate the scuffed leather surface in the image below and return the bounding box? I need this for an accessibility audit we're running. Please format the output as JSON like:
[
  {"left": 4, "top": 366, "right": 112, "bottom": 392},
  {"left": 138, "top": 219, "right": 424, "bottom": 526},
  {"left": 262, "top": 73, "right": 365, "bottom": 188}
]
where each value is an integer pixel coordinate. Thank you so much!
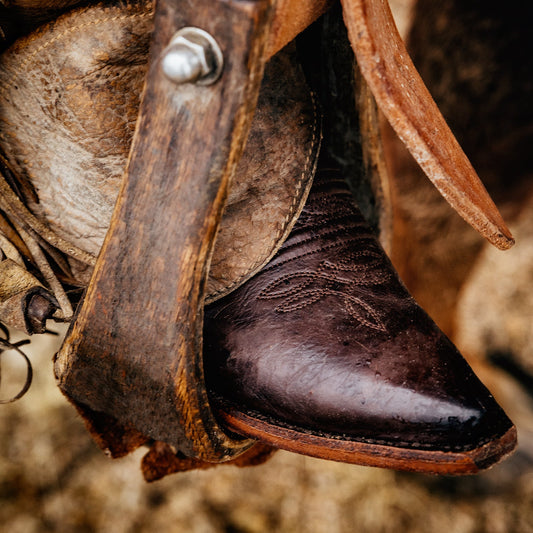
[
  {"left": 141, "top": 440, "right": 276, "bottom": 482},
  {"left": 0, "top": 1, "right": 86, "bottom": 50},
  {"left": 204, "top": 164, "right": 513, "bottom": 452},
  {"left": 0, "top": 1, "right": 154, "bottom": 255},
  {"left": 0, "top": 0, "right": 319, "bottom": 301},
  {"left": 207, "top": 49, "right": 320, "bottom": 302}
]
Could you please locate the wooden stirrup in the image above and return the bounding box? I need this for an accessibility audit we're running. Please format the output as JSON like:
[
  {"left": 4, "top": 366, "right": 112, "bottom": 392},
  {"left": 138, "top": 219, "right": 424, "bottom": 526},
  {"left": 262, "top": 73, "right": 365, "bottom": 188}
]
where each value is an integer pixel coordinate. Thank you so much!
[{"left": 55, "top": 0, "right": 275, "bottom": 462}]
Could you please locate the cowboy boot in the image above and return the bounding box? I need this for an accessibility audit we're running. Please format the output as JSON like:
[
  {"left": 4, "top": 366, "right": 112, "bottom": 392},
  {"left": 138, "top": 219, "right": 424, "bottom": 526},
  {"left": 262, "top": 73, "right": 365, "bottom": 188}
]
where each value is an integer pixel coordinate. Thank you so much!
[
  {"left": 203, "top": 159, "right": 516, "bottom": 476},
  {"left": 157, "top": 5, "right": 518, "bottom": 477}
]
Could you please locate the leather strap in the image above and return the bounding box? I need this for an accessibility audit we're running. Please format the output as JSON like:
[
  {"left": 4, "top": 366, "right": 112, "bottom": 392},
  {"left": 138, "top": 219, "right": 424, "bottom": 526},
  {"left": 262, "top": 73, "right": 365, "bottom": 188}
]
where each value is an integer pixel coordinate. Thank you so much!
[{"left": 55, "top": 0, "right": 275, "bottom": 462}]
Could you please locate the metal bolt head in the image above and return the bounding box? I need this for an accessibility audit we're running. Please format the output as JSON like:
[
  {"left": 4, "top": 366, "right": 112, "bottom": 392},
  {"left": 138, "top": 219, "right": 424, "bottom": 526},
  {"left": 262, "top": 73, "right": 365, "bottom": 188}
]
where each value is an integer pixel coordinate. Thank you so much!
[
  {"left": 161, "top": 39, "right": 208, "bottom": 83},
  {"left": 161, "top": 27, "right": 223, "bottom": 86}
]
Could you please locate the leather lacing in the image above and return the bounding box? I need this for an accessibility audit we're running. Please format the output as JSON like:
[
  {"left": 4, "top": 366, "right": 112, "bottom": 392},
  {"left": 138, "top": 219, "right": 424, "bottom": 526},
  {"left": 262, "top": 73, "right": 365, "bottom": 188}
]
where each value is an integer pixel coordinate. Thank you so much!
[
  {"left": 0, "top": 151, "right": 90, "bottom": 401},
  {"left": 0, "top": 151, "right": 94, "bottom": 319}
]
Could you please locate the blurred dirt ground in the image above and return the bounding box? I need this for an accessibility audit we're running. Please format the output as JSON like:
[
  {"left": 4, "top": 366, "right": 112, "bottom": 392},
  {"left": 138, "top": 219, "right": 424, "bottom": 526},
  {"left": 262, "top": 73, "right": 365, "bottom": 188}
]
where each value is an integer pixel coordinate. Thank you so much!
[{"left": 1, "top": 326, "right": 533, "bottom": 533}]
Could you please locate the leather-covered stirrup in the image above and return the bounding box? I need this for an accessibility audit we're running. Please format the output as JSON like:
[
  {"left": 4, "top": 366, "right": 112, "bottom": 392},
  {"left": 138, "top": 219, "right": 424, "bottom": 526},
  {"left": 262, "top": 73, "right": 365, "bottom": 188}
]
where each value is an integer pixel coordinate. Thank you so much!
[{"left": 55, "top": 0, "right": 277, "bottom": 462}]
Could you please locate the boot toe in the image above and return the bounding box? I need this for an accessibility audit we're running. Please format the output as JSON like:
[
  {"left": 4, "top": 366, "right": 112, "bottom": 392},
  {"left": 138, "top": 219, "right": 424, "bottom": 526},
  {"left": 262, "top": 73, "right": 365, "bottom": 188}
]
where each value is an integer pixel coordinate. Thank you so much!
[{"left": 206, "top": 312, "right": 512, "bottom": 455}]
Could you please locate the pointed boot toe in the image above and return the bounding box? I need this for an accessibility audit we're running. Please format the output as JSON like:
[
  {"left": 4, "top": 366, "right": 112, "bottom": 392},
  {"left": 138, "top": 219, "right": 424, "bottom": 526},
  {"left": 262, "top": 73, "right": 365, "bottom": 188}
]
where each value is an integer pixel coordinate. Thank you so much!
[{"left": 204, "top": 165, "right": 516, "bottom": 474}]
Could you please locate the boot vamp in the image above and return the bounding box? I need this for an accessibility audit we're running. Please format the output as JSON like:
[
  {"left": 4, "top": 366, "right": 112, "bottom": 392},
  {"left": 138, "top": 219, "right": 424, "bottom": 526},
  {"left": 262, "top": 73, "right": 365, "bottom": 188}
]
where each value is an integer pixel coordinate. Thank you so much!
[{"left": 204, "top": 172, "right": 512, "bottom": 452}]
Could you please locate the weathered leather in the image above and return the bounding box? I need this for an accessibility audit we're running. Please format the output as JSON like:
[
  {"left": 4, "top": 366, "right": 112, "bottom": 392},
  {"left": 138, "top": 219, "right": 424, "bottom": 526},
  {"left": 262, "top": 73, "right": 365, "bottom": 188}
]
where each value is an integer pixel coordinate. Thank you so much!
[
  {"left": 0, "top": 258, "right": 57, "bottom": 333},
  {"left": 0, "top": 1, "right": 86, "bottom": 50},
  {"left": 204, "top": 163, "right": 514, "bottom": 454},
  {"left": 0, "top": 0, "right": 320, "bottom": 302},
  {"left": 141, "top": 440, "right": 276, "bottom": 482}
]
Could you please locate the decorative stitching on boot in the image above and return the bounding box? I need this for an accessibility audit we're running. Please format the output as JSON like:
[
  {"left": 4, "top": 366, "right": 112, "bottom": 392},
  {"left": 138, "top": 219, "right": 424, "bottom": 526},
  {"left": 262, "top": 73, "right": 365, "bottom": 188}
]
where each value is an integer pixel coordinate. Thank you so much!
[
  {"left": 258, "top": 261, "right": 388, "bottom": 331},
  {"left": 256, "top": 185, "right": 391, "bottom": 331},
  {"left": 258, "top": 256, "right": 389, "bottom": 332},
  {"left": 260, "top": 236, "right": 376, "bottom": 273}
]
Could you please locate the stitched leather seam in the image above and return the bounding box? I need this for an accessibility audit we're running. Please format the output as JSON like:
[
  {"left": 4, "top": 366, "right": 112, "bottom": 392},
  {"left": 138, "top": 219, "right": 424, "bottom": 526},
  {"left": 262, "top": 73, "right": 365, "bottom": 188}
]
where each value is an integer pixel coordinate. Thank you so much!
[
  {"left": 258, "top": 245, "right": 389, "bottom": 331},
  {"left": 274, "top": 288, "right": 324, "bottom": 311},
  {"left": 286, "top": 227, "right": 370, "bottom": 249},
  {"left": 292, "top": 214, "right": 364, "bottom": 233},
  {"left": 323, "top": 251, "right": 382, "bottom": 271},
  {"left": 344, "top": 295, "right": 386, "bottom": 330},
  {"left": 207, "top": 91, "right": 320, "bottom": 301},
  {"left": 292, "top": 196, "right": 365, "bottom": 231},
  {"left": 0, "top": 8, "right": 154, "bottom": 98},
  {"left": 263, "top": 235, "right": 376, "bottom": 273},
  {"left": 263, "top": 285, "right": 387, "bottom": 331},
  {"left": 256, "top": 272, "right": 323, "bottom": 299},
  {"left": 257, "top": 258, "right": 390, "bottom": 300},
  {"left": 280, "top": 223, "right": 370, "bottom": 250},
  {"left": 213, "top": 400, "right": 487, "bottom": 452}
]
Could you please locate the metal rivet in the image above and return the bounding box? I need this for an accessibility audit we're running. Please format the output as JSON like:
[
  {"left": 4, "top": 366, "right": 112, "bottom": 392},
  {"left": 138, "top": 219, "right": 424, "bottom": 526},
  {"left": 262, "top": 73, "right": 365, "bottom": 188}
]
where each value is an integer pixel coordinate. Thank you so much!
[{"left": 161, "top": 27, "right": 223, "bottom": 86}]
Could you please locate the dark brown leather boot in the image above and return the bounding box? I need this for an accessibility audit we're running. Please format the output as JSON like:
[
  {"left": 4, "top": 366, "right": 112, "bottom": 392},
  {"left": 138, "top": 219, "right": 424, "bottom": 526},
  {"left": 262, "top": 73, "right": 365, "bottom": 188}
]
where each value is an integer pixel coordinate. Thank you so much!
[{"left": 203, "top": 162, "right": 517, "bottom": 475}]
